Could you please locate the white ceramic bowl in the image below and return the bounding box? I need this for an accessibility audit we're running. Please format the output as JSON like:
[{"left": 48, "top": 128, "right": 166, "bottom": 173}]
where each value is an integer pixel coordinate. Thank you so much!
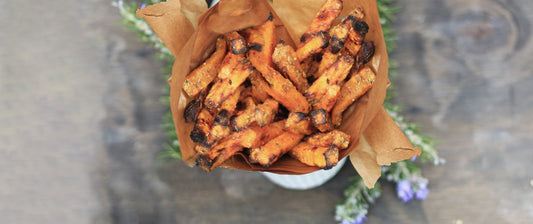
[{"left": 260, "top": 158, "right": 347, "bottom": 190}]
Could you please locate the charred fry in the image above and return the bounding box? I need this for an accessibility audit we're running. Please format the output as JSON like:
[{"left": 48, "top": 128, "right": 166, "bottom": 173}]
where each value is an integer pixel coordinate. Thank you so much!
[
  {"left": 205, "top": 56, "right": 253, "bottom": 111},
  {"left": 315, "top": 16, "right": 354, "bottom": 77},
  {"left": 272, "top": 43, "right": 309, "bottom": 92},
  {"left": 310, "top": 109, "right": 333, "bottom": 132},
  {"left": 206, "top": 87, "right": 242, "bottom": 146},
  {"left": 328, "top": 23, "right": 351, "bottom": 55},
  {"left": 331, "top": 66, "right": 376, "bottom": 126},
  {"left": 230, "top": 97, "right": 256, "bottom": 131},
  {"left": 246, "top": 13, "right": 276, "bottom": 71},
  {"left": 299, "top": 0, "right": 343, "bottom": 42},
  {"left": 245, "top": 17, "right": 310, "bottom": 113},
  {"left": 183, "top": 37, "right": 227, "bottom": 97},
  {"left": 226, "top": 31, "right": 248, "bottom": 55},
  {"left": 289, "top": 143, "right": 339, "bottom": 169},
  {"left": 205, "top": 109, "right": 231, "bottom": 146},
  {"left": 249, "top": 131, "right": 305, "bottom": 167},
  {"left": 305, "top": 54, "right": 354, "bottom": 107},
  {"left": 196, "top": 126, "right": 260, "bottom": 171},
  {"left": 190, "top": 108, "right": 214, "bottom": 145},
  {"left": 289, "top": 130, "right": 349, "bottom": 169},
  {"left": 184, "top": 90, "right": 206, "bottom": 123},
  {"left": 356, "top": 41, "right": 375, "bottom": 69},
  {"left": 348, "top": 20, "right": 369, "bottom": 45},
  {"left": 296, "top": 31, "right": 329, "bottom": 62},
  {"left": 285, "top": 112, "right": 315, "bottom": 135},
  {"left": 288, "top": 129, "right": 350, "bottom": 168}
]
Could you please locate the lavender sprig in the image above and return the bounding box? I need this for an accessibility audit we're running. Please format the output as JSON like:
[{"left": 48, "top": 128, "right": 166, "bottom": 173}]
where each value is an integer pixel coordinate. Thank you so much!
[{"left": 335, "top": 177, "right": 381, "bottom": 224}]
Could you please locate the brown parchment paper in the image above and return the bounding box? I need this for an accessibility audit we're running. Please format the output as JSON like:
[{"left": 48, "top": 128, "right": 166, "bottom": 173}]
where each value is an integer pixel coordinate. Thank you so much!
[{"left": 138, "top": 0, "right": 420, "bottom": 188}]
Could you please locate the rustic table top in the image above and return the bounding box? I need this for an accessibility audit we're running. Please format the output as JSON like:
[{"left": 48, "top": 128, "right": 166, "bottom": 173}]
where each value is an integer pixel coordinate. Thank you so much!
[{"left": 1, "top": 0, "right": 532, "bottom": 223}]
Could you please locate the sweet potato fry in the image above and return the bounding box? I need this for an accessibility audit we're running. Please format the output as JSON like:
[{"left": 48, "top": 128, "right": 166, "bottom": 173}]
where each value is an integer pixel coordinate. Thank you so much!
[
  {"left": 331, "top": 66, "right": 376, "bottom": 126},
  {"left": 310, "top": 109, "right": 333, "bottom": 132},
  {"left": 231, "top": 97, "right": 278, "bottom": 131},
  {"left": 204, "top": 57, "right": 253, "bottom": 111},
  {"left": 348, "top": 20, "right": 369, "bottom": 45},
  {"left": 299, "top": 0, "right": 343, "bottom": 41},
  {"left": 347, "top": 7, "right": 365, "bottom": 21},
  {"left": 230, "top": 97, "right": 256, "bottom": 131},
  {"left": 226, "top": 31, "right": 248, "bottom": 55},
  {"left": 205, "top": 109, "right": 232, "bottom": 146},
  {"left": 190, "top": 108, "right": 215, "bottom": 144},
  {"left": 183, "top": 37, "right": 227, "bottom": 97},
  {"left": 257, "top": 66, "right": 311, "bottom": 113},
  {"left": 328, "top": 23, "right": 351, "bottom": 55},
  {"left": 356, "top": 41, "right": 375, "bottom": 69},
  {"left": 343, "top": 14, "right": 369, "bottom": 55},
  {"left": 290, "top": 130, "right": 350, "bottom": 169},
  {"left": 312, "top": 84, "right": 341, "bottom": 112},
  {"left": 285, "top": 112, "right": 315, "bottom": 135},
  {"left": 254, "top": 98, "right": 279, "bottom": 127},
  {"left": 246, "top": 13, "right": 276, "bottom": 71},
  {"left": 289, "top": 143, "right": 339, "bottom": 169},
  {"left": 220, "top": 85, "right": 244, "bottom": 113},
  {"left": 248, "top": 70, "right": 272, "bottom": 102},
  {"left": 183, "top": 90, "right": 207, "bottom": 123},
  {"left": 245, "top": 120, "right": 285, "bottom": 148},
  {"left": 315, "top": 50, "right": 338, "bottom": 79},
  {"left": 315, "top": 18, "right": 354, "bottom": 78},
  {"left": 296, "top": 31, "right": 329, "bottom": 62},
  {"left": 306, "top": 130, "right": 351, "bottom": 149},
  {"left": 344, "top": 40, "right": 362, "bottom": 56},
  {"left": 249, "top": 131, "right": 305, "bottom": 167},
  {"left": 197, "top": 121, "right": 286, "bottom": 171},
  {"left": 196, "top": 126, "right": 260, "bottom": 171},
  {"left": 245, "top": 20, "right": 310, "bottom": 113},
  {"left": 272, "top": 43, "right": 309, "bottom": 92},
  {"left": 305, "top": 54, "right": 354, "bottom": 106}
]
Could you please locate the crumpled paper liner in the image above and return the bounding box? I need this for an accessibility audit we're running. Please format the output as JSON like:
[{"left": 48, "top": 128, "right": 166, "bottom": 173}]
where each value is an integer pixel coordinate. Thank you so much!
[{"left": 137, "top": 0, "right": 420, "bottom": 188}]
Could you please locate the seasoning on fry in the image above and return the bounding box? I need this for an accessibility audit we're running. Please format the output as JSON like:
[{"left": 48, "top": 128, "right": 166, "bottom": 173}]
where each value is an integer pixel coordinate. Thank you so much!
[{"left": 184, "top": 2, "right": 378, "bottom": 171}]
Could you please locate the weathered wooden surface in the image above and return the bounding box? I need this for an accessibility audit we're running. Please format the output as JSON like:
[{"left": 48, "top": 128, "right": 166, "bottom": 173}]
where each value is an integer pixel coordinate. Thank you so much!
[{"left": 1, "top": 0, "right": 532, "bottom": 223}]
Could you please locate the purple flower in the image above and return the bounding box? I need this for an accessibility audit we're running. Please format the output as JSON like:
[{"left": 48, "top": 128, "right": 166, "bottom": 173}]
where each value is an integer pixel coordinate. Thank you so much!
[
  {"left": 341, "top": 215, "right": 367, "bottom": 224},
  {"left": 354, "top": 216, "right": 368, "bottom": 224},
  {"left": 396, "top": 180, "right": 414, "bottom": 203},
  {"left": 412, "top": 176, "right": 429, "bottom": 200},
  {"left": 415, "top": 187, "right": 429, "bottom": 200},
  {"left": 410, "top": 155, "right": 417, "bottom": 162},
  {"left": 140, "top": 3, "right": 147, "bottom": 9}
]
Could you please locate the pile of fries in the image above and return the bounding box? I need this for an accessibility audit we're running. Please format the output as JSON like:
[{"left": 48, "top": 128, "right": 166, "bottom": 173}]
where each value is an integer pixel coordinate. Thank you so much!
[{"left": 182, "top": 0, "right": 376, "bottom": 171}]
